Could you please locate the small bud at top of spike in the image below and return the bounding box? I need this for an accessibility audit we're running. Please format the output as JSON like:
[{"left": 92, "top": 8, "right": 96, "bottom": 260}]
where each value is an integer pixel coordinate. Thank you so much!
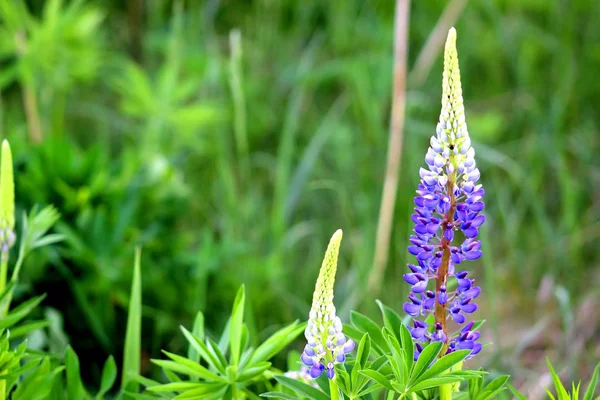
[{"left": 302, "top": 229, "right": 354, "bottom": 379}]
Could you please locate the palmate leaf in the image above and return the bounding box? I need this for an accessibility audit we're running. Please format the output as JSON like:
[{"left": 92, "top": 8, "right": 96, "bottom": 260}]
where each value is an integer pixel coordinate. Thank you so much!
[
  {"left": 148, "top": 284, "right": 302, "bottom": 398},
  {"left": 180, "top": 326, "right": 226, "bottom": 374},
  {"left": 273, "top": 376, "right": 330, "bottom": 400},
  {"left": 246, "top": 321, "right": 305, "bottom": 369},
  {"left": 350, "top": 311, "right": 386, "bottom": 355}
]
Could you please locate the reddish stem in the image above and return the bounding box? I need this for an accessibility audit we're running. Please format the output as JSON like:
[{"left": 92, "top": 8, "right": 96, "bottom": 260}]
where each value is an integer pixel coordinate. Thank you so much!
[{"left": 435, "top": 177, "right": 457, "bottom": 346}]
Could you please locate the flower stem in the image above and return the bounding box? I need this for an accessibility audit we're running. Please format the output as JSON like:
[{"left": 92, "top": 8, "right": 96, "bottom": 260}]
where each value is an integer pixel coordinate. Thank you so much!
[
  {"left": 439, "top": 383, "right": 452, "bottom": 400},
  {"left": 435, "top": 175, "right": 457, "bottom": 348},
  {"left": 329, "top": 378, "right": 341, "bottom": 400},
  {"left": 0, "top": 259, "right": 6, "bottom": 295}
]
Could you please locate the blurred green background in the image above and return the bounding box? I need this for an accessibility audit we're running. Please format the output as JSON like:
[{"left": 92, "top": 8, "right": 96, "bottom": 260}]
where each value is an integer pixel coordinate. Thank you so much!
[{"left": 0, "top": 0, "right": 598, "bottom": 396}]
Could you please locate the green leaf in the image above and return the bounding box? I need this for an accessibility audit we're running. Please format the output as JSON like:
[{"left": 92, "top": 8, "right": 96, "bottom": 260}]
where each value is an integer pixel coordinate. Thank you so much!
[
  {"left": 408, "top": 341, "right": 443, "bottom": 385},
  {"left": 260, "top": 393, "right": 299, "bottom": 399},
  {"left": 399, "top": 323, "right": 414, "bottom": 378},
  {"left": 122, "top": 247, "right": 142, "bottom": 391},
  {"left": 409, "top": 374, "right": 468, "bottom": 392},
  {"left": 274, "top": 376, "right": 330, "bottom": 400},
  {"left": 237, "top": 361, "right": 271, "bottom": 382},
  {"left": 350, "top": 311, "right": 386, "bottom": 354},
  {"left": 376, "top": 300, "right": 402, "bottom": 343},
  {"left": 0, "top": 294, "right": 46, "bottom": 330},
  {"left": 584, "top": 362, "right": 600, "bottom": 400},
  {"left": 96, "top": 355, "right": 117, "bottom": 398},
  {"left": 356, "top": 333, "right": 371, "bottom": 369},
  {"left": 187, "top": 312, "right": 205, "bottom": 364},
  {"left": 476, "top": 374, "right": 509, "bottom": 400},
  {"left": 180, "top": 326, "right": 225, "bottom": 374},
  {"left": 229, "top": 286, "right": 245, "bottom": 366},
  {"left": 207, "top": 338, "right": 228, "bottom": 371},
  {"left": 547, "top": 358, "right": 570, "bottom": 400},
  {"left": 8, "top": 320, "right": 49, "bottom": 338},
  {"left": 65, "top": 346, "right": 87, "bottom": 399},
  {"left": 359, "top": 369, "right": 394, "bottom": 391},
  {"left": 156, "top": 351, "right": 227, "bottom": 382},
  {"left": 416, "top": 350, "right": 471, "bottom": 383},
  {"left": 246, "top": 321, "right": 305, "bottom": 368},
  {"left": 148, "top": 381, "right": 224, "bottom": 392}
]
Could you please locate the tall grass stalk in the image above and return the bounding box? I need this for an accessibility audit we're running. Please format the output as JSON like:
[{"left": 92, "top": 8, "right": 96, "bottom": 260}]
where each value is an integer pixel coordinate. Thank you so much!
[{"left": 369, "top": 0, "right": 410, "bottom": 295}]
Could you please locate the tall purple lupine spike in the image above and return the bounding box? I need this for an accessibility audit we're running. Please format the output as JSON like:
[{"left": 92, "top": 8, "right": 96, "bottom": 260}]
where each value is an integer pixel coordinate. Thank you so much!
[{"left": 403, "top": 28, "right": 484, "bottom": 359}]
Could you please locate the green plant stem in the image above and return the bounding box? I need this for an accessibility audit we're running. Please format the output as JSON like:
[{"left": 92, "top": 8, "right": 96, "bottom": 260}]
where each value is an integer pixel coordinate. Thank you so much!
[
  {"left": 231, "top": 383, "right": 240, "bottom": 399},
  {"left": 0, "top": 375, "right": 5, "bottom": 400},
  {"left": 439, "top": 384, "right": 452, "bottom": 400},
  {"left": 329, "top": 379, "right": 341, "bottom": 400},
  {"left": 0, "top": 259, "right": 7, "bottom": 295}
]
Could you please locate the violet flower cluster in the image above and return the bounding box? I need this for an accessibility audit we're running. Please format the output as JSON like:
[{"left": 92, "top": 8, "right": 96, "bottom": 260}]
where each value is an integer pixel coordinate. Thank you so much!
[
  {"left": 301, "top": 229, "right": 355, "bottom": 379},
  {"left": 403, "top": 28, "right": 484, "bottom": 359}
]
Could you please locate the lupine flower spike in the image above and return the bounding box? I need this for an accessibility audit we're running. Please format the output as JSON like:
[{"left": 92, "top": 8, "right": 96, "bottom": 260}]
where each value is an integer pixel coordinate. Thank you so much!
[
  {"left": 0, "top": 140, "right": 15, "bottom": 264},
  {"left": 403, "top": 28, "right": 485, "bottom": 359},
  {"left": 302, "top": 229, "right": 355, "bottom": 379}
]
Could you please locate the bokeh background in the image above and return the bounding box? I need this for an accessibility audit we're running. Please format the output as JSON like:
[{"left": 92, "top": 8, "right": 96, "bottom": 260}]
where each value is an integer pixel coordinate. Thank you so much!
[{"left": 0, "top": 0, "right": 598, "bottom": 397}]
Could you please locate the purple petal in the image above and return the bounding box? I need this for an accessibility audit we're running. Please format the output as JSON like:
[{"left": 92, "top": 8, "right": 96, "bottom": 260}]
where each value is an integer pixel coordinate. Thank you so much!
[
  {"left": 461, "top": 321, "right": 474, "bottom": 333},
  {"left": 462, "top": 286, "right": 481, "bottom": 299},
  {"left": 438, "top": 291, "right": 447, "bottom": 305},
  {"left": 309, "top": 364, "right": 324, "bottom": 378},
  {"left": 464, "top": 250, "right": 482, "bottom": 260},
  {"left": 412, "top": 281, "right": 428, "bottom": 294},
  {"left": 343, "top": 339, "right": 355, "bottom": 353},
  {"left": 452, "top": 313, "right": 466, "bottom": 324},
  {"left": 457, "top": 340, "right": 475, "bottom": 350},
  {"left": 462, "top": 303, "right": 478, "bottom": 313},
  {"left": 471, "top": 214, "right": 486, "bottom": 227},
  {"left": 426, "top": 223, "right": 439, "bottom": 235},
  {"left": 408, "top": 245, "right": 423, "bottom": 255},
  {"left": 423, "top": 297, "right": 435, "bottom": 310},
  {"left": 457, "top": 278, "right": 472, "bottom": 290},
  {"left": 304, "top": 345, "right": 316, "bottom": 356},
  {"left": 463, "top": 226, "right": 479, "bottom": 238},
  {"left": 469, "top": 201, "right": 485, "bottom": 212},
  {"left": 326, "top": 365, "right": 335, "bottom": 379},
  {"left": 403, "top": 302, "right": 420, "bottom": 317},
  {"left": 411, "top": 328, "right": 426, "bottom": 339},
  {"left": 451, "top": 252, "right": 462, "bottom": 264},
  {"left": 336, "top": 352, "right": 346, "bottom": 363},
  {"left": 403, "top": 273, "right": 420, "bottom": 285},
  {"left": 301, "top": 351, "right": 314, "bottom": 366},
  {"left": 415, "top": 225, "right": 428, "bottom": 235},
  {"left": 417, "top": 251, "right": 433, "bottom": 261}
]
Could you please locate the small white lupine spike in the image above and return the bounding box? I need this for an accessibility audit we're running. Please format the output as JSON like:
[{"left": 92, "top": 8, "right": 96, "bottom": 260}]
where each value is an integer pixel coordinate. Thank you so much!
[{"left": 301, "top": 230, "right": 354, "bottom": 380}]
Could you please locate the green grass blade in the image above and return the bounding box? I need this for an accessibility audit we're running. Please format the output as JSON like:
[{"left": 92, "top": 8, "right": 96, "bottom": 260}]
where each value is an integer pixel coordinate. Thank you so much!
[{"left": 122, "top": 247, "right": 142, "bottom": 392}]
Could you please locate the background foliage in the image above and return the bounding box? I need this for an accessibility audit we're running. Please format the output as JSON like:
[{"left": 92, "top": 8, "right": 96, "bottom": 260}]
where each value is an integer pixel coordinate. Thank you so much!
[{"left": 0, "top": 0, "right": 598, "bottom": 397}]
